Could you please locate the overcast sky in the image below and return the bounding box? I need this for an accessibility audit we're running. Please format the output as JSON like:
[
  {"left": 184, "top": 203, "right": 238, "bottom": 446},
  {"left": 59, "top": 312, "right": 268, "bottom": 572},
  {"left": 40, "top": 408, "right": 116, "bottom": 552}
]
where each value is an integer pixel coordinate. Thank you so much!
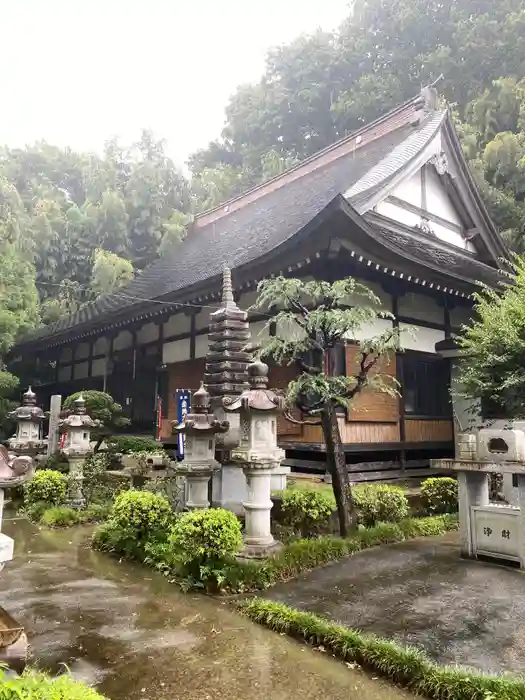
[{"left": 2, "top": 0, "right": 349, "bottom": 168}]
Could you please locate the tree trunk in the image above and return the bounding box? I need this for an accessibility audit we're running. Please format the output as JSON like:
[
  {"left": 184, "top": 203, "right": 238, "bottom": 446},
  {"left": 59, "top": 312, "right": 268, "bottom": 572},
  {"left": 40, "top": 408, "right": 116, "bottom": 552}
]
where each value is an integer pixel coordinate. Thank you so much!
[{"left": 321, "top": 401, "right": 358, "bottom": 537}]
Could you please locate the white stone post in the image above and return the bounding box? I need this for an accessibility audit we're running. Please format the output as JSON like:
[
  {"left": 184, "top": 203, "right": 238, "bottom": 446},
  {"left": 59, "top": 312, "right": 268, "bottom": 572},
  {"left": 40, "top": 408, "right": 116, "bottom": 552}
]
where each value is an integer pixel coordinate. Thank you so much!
[
  {"left": 458, "top": 470, "right": 489, "bottom": 558},
  {"left": 243, "top": 462, "right": 277, "bottom": 554},
  {"left": 516, "top": 474, "right": 525, "bottom": 568}
]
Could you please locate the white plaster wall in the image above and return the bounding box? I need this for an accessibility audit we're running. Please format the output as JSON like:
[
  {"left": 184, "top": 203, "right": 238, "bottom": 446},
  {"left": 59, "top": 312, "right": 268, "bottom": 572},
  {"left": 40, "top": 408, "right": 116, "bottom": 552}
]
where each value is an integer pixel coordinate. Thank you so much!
[
  {"left": 451, "top": 360, "right": 480, "bottom": 433},
  {"left": 194, "top": 333, "right": 209, "bottom": 359},
  {"left": 58, "top": 365, "right": 72, "bottom": 382},
  {"left": 60, "top": 347, "right": 73, "bottom": 363},
  {"left": 75, "top": 361, "right": 89, "bottom": 380},
  {"left": 113, "top": 330, "right": 133, "bottom": 351},
  {"left": 426, "top": 168, "right": 462, "bottom": 226},
  {"left": 163, "top": 313, "right": 191, "bottom": 337},
  {"left": 93, "top": 337, "right": 108, "bottom": 355},
  {"left": 76, "top": 343, "right": 90, "bottom": 360},
  {"left": 398, "top": 292, "right": 444, "bottom": 325},
  {"left": 345, "top": 318, "right": 393, "bottom": 342},
  {"left": 390, "top": 170, "right": 422, "bottom": 207},
  {"left": 92, "top": 357, "right": 106, "bottom": 378},
  {"left": 399, "top": 323, "right": 445, "bottom": 353},
  {"left": 137, "top": 322, "right": 159, "bottom": 345},
  {"left": 376, "top": 200, "right": 418, "bottom": 228},
  {"left": 163, "top": 338, "right": 190, "bottom": 364}
]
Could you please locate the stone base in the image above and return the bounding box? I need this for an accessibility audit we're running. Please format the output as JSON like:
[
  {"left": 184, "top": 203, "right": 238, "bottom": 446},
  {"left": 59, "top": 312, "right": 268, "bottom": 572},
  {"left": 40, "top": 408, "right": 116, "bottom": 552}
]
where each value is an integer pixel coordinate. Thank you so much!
[
  {"left": 237, "top": 539, "right": 283, "bottom": 560},
  {"left": 0, "top": 533, "right": 14, "bottom": 570}
]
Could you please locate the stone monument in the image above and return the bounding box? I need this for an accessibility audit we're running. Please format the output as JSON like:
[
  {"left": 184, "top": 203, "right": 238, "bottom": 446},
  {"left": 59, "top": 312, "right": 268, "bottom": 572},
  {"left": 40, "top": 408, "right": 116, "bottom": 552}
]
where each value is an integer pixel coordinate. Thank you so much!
[
  {"left": 46, "top": 394, "right": 62, "bottom": 456},
  {"left": 205, "top": 268, "right": 252, "bottom": 513},
  {"left": 172, "top": 382, "right": 229, "bottom": 509},
  {"left": 223, "top": 359, "right": 285, "bottom": 558},
  {"left": 7, "top": 387, "right": 46, "bottom": 457},
  {"left": 58, "top": 394, "right": 99, "bottom": 508}
]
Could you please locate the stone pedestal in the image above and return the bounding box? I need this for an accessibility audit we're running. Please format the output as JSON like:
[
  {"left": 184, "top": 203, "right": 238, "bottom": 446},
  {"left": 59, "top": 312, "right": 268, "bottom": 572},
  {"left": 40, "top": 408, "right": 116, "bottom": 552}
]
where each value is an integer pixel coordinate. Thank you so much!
[
  {"left": 177, "top": 466, "right": 217, "bottom": 510},
  {"left": 458, "top": 470, "right": 489, "bottom": 558},
  {"left": 47, "top": 394, "right": 62, "bottom": 456},
  {"left": 67, "top": 456, "right": 87, "bottom": 509},
  {"left": 241, "top": 462, "right": 281, "bottom": 558}
]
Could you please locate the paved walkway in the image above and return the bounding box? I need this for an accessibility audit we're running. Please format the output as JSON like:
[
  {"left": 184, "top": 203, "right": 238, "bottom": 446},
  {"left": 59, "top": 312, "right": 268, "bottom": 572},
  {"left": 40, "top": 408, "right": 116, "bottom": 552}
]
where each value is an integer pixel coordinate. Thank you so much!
[
  {"left": 0, "top": 518, "right": 411, "bottom": 700},
  {"left": 267, "top": 532, "right": 525, "bottom": 676}
]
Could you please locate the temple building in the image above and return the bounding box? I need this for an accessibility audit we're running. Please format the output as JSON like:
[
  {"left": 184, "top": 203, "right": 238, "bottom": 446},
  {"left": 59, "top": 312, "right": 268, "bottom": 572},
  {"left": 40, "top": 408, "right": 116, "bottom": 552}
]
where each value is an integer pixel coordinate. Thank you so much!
[{"left": 9, "top": 88, "right": 508, "bottom": 479}]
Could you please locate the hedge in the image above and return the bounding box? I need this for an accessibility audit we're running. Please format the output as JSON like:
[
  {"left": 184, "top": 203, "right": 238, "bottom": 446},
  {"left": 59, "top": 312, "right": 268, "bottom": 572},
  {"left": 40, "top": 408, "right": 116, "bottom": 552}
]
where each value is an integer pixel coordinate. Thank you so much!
[
  {"left": 96, "top": 513, "right": 458, "bottom": 594},
  {"left": 240, "top": 599, "right": 525, "bottom": 700}
]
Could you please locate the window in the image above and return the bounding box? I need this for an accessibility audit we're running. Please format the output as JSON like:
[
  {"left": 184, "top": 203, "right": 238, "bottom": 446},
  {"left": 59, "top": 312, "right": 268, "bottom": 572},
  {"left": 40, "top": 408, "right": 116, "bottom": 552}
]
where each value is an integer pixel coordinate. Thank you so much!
[{"left": 402, "top": 354, "right": 452, "bottom": 417}]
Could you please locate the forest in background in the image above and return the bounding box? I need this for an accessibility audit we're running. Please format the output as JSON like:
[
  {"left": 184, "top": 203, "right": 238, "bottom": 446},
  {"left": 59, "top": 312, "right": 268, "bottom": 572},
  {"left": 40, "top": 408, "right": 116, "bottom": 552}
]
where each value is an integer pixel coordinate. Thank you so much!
[{"left": 3, "top": 0, "right": 525, "bottom": 396}]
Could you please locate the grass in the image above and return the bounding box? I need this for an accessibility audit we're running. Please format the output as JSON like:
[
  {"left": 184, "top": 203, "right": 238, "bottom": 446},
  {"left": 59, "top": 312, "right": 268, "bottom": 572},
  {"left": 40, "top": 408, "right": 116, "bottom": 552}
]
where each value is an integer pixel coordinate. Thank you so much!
[
  {"left": 94, "top": 513, "right": 458, "bottom": 594},
  {"left": 240, "top": 598, "right": 525, "bottom": 700},
  {"left": 0, "top": 668, "right": 107, "bottom": 699}
]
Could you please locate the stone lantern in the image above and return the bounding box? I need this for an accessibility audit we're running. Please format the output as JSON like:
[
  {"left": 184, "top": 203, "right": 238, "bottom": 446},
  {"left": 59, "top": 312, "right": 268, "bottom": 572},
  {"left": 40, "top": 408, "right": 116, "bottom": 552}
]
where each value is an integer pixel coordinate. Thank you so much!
[
  {"left": 0, "top": 446, "right": 33, "bottom": 571},
  {"left": 7, "top": 387, "right": 46, "bottom": 456},
  {"left": 58, "top": 394, "right": 99, "bottom": 508},
  {"left": 223, "top": 359, "right": 285, "bottom": 558},
  {"left": 172, "top": 382, "right": 229, "bottom": 509}
]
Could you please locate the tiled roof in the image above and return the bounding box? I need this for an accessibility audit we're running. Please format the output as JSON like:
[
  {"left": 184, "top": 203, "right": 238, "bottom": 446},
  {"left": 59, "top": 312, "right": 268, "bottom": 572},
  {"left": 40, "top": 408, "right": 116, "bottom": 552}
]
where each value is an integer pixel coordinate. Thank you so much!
[{"left": 23, "top": 119, "right": 418, "bottom": 343}]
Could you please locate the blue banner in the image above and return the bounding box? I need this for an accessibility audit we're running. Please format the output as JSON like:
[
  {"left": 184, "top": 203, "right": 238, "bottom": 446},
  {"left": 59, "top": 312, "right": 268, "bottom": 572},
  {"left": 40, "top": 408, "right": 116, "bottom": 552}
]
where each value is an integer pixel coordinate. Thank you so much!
[{"left": 175, "top": 390, "right": 191, "bottom": 459}]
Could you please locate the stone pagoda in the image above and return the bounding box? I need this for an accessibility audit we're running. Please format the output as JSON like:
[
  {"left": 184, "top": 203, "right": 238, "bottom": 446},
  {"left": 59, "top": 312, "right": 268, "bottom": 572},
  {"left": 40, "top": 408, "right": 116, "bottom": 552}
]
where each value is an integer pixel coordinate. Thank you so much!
[
  {"left": 7, "top": 387, "right": 46, "bottom": 457},
  {"left": 173, "top": 382, "right": 229, "bottom": 509},
  {"left": 205, "top": 268, "right": 252, "bottom": 513}
]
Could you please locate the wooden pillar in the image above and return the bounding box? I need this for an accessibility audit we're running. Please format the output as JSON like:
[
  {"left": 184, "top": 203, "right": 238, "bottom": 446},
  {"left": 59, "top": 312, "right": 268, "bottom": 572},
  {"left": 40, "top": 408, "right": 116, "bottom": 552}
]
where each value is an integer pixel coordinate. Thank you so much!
[
  {"left": 70, "top": 344, "right": 77, "bottom": 382},
  {"left": 189, "top": 311, "right": 196, "bottom": 360},
  {"left": 87, "top": 339, "right": 94, "bottom": 379},
  {"left": 393, "top": 295, "right": 406, "bottom": 471}
]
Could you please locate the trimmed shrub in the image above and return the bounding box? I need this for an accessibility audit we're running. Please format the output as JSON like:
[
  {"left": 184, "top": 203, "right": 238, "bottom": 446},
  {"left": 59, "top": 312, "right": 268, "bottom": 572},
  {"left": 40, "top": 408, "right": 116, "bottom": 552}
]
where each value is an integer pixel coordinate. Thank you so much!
[
  {"left": 81, "top": 502, "right": 113, "bottom": 523},
  {"left": 240, "top": 599, "right": 524, "bottom": 700},
  {"left": 83, "top": 453, "right": 126, "bottom": 504},
  {"left": 111, "top": 489, "right": 172, "bottom": 538},
  {"left": 41, "top": 506, "right": 80, "bottom": 527},
  {"left": 24, "top": 469, "right": 67, "bottom": 508},
  {"left": 353, "top": 484, "right": 409, "bottom": 526},
  {"left": 107, "top": 435, "right": 161, "bottom": 455},
  {"left": 169, "top": 508, "right": 243, "bottom": 591},
  {"left": 280, "top": 487, "right": 334, "bottom": 537},
  {"left": 421, "top": 477, "right": 458, "bottom": 515},
  {"left": 0, "top": 668, "right": 107, "bottom": 699}
]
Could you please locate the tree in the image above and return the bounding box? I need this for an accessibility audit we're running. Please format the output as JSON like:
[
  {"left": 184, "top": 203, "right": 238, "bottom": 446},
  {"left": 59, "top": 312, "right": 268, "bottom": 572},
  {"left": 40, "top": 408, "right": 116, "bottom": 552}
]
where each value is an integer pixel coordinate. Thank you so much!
[
  {"left": 456, "top": 255, "right": 525, "bottom": 418},
  {"left": 254, "top": 276, "right": 400, "bottom": 536},
  {"left": 62, "top": 390, "right": 130, "bottom": 453},
  {"left": 90, "top": 248, "right": 134, "bottom": 298}
]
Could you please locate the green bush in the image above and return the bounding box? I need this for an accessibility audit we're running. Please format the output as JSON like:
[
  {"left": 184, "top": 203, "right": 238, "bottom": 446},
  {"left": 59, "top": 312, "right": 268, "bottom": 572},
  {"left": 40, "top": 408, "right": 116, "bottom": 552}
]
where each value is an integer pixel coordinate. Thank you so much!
[
  {"left": 0, "top": 668, "right": 107, "bottom": 699},
  {"left": 421, "top": 477, "right": 458, "bottom": 515},
  {"left": 24, "top": 469, "right": 67, "bottom": 508},
  {"left": 280, "top": 488, "right": 334, "bottom": 536},
  {"left": 241, "top": 599, "right": 523, "bottom": 700},
  {"left": 353, "top": 484, "right": 409, "bottom": 526},
  {"left": 36, "top": 451, "right": 69, "bottom": 473},
  {"left": 111, "top": 489, "right": 172, "bottom": 538},
  {"left": 169, "top": 508, "right": 243, "bottom": 591},
  {"left": 83, "top": 453, "right": 125, "bottom": 504},
  {"left": 41, "top": 506, "right": 80, "bottom": 527},
  {"left": 91, "top": 520, "right": 144, "bottom": 558},
  {"left": 81, "top": 502, "right": 113, "bottom": 523},
  {"left": 107, "top": 435, "right": 161, "bottom": 455}
]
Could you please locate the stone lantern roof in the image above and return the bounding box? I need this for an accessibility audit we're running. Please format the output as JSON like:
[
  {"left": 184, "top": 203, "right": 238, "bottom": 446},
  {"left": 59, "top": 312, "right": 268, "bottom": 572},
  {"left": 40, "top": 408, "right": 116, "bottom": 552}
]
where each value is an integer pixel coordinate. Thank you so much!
[
  {"left": 173, "top": 382, "right": 229, "bottom": 437},
  {"left": 223, "top": 360, "right": 285, "bottom": 413},
  {"left": 8, "top": 387, "right": 45, "bottom": 423},
  {"left": 0, "top": 446, "right": 34, "bottom": 488},
  {"left": 59, "top": 394, "right": 99, "bottom": 430}
]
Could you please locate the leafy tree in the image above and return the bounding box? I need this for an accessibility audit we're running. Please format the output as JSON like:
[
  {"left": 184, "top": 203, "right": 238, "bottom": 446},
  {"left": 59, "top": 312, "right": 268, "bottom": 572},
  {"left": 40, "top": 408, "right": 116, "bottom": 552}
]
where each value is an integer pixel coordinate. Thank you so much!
[
  {"left": 62, "top": 390, "right": 130, "bottom": 452},
  {"left": 254, "top": 276, "right": 399, "bottom": 536},
  {"left": 456, "top": 256, "right": 525, "bottom": 418},
  {"left": 90, "top": 248, "right": 134, "bottom": 298}
]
